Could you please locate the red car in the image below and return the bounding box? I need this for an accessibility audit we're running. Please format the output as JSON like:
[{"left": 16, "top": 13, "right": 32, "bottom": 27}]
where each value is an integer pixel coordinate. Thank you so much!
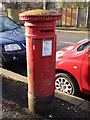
[{"left": 55, "top": 39, "right": 90, "bottom": 95}]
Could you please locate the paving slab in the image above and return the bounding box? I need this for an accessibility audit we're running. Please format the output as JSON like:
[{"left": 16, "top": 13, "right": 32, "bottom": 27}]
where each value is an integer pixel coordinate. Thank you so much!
[
  {"left": 56, "top": 29, "right": 88, "bottom": 34},
  {"left": 55, "top": 89, "right": 85, "bottom": 106},
  {"left": 0, "top": 68, "right": 27, "bottom": 83},
  {"left": 79, "top": 101, "right": 90, "bottom": 112},
  {"left": 56, "top": 27, "right": 89, "bottom": 34}
]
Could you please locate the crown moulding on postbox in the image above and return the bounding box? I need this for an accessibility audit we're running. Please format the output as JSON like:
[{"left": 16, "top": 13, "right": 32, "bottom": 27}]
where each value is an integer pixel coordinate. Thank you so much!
[{"left": 19, "top": 9, "right": 62, "bottom": 21}]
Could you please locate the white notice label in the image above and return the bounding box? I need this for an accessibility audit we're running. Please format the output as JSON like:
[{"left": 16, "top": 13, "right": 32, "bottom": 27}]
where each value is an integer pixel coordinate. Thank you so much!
[{"left": 42, "top": 40, "right": 52, "bottom": 56}]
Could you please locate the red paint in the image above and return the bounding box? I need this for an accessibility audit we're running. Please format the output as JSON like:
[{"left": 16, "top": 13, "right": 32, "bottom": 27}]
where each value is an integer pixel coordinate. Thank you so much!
[
  {"left": 56, "top": 39, "right": 90, "bottom": 95},
  {"left": 19, "top": 10, "right": 61, "bottom": 97}
]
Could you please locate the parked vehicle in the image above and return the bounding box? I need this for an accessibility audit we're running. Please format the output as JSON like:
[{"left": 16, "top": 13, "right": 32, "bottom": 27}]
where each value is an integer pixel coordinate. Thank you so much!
[
  {"left": 55, "top": 39, "right": 90, "bottom": 95},
  {"left": 0, "top": 14, "right": 26, "bottom": 67}
]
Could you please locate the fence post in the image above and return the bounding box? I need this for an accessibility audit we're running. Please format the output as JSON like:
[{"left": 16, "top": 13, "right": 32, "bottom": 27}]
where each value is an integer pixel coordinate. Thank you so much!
[
  {"left": 86, "top": 7, "right": 89, "bottom": 28},
  {"left": 88, "top": 7, "right": 90, "bottom": 28},
  {"left": 76, "top": 7, "right": 79, "bottom": 27},
  {"left": 7, "top": 9, "right": 17, "bottom": 22},
  {"left": 71, "top": 8, "right": 72, "bottom": 26},
  {"left": 59, "top": 7, "right": 62, "bottom": 27},
  {"left": 65, "top": 8, "right": 67, "bottom": 26},
  {"left": 43, "top": 0, "right": 46, "bottom": 10}
]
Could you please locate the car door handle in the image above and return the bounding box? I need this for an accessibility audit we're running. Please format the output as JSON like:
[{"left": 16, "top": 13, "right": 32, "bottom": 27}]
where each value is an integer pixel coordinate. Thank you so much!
[{"left": 88, "top": 54, "right": 90, "bottom": 58}]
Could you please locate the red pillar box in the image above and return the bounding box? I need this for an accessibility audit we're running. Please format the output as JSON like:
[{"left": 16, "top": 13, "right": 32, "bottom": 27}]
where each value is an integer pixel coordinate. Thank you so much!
[{"left": 19, "top": 10, "right": 61, "bottom": 113}]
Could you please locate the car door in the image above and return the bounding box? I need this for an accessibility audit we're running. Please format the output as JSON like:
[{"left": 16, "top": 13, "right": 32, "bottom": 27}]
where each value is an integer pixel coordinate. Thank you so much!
[{"left": 81, "top": 46, "right": 90, "bottom": 92}]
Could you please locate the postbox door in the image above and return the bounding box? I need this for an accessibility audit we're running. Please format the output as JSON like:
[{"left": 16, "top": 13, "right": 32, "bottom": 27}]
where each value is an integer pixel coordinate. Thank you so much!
[{"left": 33, "top": 37, "right": 56, "bottom": 97}]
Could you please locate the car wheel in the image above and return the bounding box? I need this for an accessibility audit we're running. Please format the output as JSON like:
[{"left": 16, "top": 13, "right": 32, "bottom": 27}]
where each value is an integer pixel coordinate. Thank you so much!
[{"left": 55, "top": 73, "right": 79, "bottom": 95}]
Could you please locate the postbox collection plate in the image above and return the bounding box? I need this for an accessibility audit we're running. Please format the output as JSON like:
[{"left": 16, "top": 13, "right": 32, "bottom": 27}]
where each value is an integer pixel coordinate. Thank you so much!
[{"left": 42, "top": 40, "right": 52, "bottom": 56}]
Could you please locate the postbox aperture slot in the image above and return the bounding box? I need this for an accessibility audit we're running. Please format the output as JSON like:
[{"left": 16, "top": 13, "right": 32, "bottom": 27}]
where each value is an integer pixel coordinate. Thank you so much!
[{"left": 40, "top": 29, "right": 54, "bottom": 33}]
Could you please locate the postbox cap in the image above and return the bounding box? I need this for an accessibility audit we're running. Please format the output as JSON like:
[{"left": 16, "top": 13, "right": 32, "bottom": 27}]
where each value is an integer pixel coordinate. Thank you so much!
[{"left": 19, "top": 9, "right": 61, "bottom": 21}]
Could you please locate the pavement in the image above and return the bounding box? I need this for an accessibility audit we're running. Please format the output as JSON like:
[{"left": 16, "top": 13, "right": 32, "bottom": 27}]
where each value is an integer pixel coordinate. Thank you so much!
[
  {"left": 2, "top": 75, "right": 89, "bottom": 119},
  {"left": 0, "top": 67, "right": 90, "bottom": 114},
  {"left": 56, "top": 27, "right": 89, "bottom": 34}
]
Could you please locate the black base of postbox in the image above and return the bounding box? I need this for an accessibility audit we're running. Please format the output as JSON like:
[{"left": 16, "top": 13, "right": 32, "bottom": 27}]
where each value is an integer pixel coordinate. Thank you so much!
[{"left": 28, "top": 92, "right": 56, "bottom": 115}]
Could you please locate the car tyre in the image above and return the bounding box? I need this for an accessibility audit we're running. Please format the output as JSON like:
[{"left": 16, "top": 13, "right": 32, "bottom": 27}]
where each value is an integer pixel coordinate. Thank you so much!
[{"left": 55, "top": 73, "right": 80, "bottom": 96}]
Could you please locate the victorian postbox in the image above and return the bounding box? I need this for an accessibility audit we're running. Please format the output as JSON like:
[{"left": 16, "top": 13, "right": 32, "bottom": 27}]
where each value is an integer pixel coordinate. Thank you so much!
[{"left": 19, "top": 9, "right": 61, "bottom": 113}]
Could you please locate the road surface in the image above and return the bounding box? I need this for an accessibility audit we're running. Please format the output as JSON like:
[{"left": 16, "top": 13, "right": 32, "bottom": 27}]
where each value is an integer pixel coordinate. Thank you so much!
[{"left": 56, "top": 32, "right": 88, "bottom": 51}]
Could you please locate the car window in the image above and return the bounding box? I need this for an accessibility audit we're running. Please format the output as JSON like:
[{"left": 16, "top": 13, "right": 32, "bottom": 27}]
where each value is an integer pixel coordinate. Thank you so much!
[
  {"left": 77, "top": 41, "right": 90, "bottom": 51},
  {"left": 0, "top": 16, "right": 19, "bottom": 32}
]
